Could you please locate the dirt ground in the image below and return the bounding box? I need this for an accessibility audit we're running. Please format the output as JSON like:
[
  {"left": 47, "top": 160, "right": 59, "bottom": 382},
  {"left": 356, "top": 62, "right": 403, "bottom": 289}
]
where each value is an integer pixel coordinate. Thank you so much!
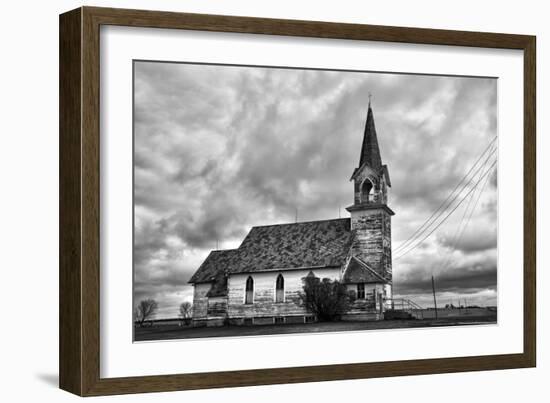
[{"left": 134, "top": 315, "right": 497, "bottom": 342}]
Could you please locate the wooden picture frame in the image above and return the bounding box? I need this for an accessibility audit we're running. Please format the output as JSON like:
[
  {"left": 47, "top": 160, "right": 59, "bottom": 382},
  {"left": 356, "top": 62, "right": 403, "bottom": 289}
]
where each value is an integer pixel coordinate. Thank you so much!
[{"left": 59, "top": 6, "right": 536, "bottom": 396}]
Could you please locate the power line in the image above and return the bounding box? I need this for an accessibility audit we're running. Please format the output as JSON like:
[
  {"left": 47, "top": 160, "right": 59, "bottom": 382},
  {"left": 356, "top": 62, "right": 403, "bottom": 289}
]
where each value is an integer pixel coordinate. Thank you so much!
[
  {"left": 439, "top": 156, "right": 492, "bottom": 271},
  {"left": 393, "top": 154, "right": 495, "bottom": 263},
  {"left": 456, "top": 162, "right": 493, "bottom": 243},
  {"left": 438, "top": 187, "right": 476, "bottom": 272},
  {"left": 394, "top": 138, "right": 497, "bottom": 254},
  {"left": 395, "top": 158, "right": 496, "bottom": 261},
  {"left": 394, "top": 159, "right": 497, "bottom": 261},
  {"left": 394, "top": 140, "right": 496, "bottom": 254}
]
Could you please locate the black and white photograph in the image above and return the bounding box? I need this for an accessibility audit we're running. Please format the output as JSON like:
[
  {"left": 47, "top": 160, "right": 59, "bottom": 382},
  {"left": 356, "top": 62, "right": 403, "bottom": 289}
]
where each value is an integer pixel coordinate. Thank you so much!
[
  {"left": 132, "top": 61, "right": 498, "bottom": 342},
  {"left": 2, "top": 0, "right": 544, "bottom": 400}
]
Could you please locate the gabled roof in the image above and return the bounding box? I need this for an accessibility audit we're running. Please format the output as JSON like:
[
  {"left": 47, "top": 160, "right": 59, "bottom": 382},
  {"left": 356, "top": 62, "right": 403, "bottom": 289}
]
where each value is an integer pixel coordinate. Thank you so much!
[
  {"left": 342, "top": 256, "right": 388, "bottom": 284},
  {"left": 349, "top": 161, "right": 375, "bottom": 181},
  {"left": 349, "top": 162, "right": 391, "bottom": 188},
  {"left": 359, "top": 105, "right": 383, "bottom": 171},
  {"left": 188, "top": 218, "right": 353, "bottom": 284},
  {"left": 188, "top": 249, "right": 239, "bottom": 284},
  {"left": 236, "top": 218, "right": 352, "bottom": 273}
]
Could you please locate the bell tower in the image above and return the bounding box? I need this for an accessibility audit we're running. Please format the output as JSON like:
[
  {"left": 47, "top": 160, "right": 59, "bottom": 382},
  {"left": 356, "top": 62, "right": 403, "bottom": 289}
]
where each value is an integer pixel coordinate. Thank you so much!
[{"left": 346, "top": 102, "right": 394, "bottom": 283}]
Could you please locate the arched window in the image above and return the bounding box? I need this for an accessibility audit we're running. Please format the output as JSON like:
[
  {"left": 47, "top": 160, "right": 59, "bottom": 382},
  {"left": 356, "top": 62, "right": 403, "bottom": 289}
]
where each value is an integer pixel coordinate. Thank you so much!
[
  {"left": 361, "top": 178, "right": 374, "bottom": 203},
  {"left": 275, "top": 274, "right": 284, "bottom": 303},
  {"left": 245, "top": 276, "right": 254, "bottom": 304}
]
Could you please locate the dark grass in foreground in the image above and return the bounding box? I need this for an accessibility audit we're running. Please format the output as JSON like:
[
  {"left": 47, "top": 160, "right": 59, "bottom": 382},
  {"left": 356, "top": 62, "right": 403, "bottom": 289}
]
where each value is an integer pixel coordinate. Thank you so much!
[{"left": 134, "top": 315, "right": 497, "bottom": 342}]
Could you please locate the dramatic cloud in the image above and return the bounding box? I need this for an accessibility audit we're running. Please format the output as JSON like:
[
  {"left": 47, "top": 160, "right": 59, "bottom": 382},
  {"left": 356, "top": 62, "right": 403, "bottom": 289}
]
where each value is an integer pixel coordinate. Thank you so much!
[{"left": 134, "top": 61, "right": 497, "bottom": 317}]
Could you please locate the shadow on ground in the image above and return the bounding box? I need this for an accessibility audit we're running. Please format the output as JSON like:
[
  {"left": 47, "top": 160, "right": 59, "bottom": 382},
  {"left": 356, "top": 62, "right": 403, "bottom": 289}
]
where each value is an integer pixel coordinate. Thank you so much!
[{"left": 35, "top": 373, "right": 58, "bottom": 387}]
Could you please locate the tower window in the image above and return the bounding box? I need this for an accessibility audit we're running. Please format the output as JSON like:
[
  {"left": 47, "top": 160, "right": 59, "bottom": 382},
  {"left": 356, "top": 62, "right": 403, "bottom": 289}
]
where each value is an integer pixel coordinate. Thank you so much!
[
  {"left": 361, "top": 178, "right": 374, "bottom": 203},
  {"left": 245, "top": 276, "right": 254, "bottom": 304},
  {"left": 275, "top": 274, "right": 284, "bottom": 303},
  {"left": 357, "top": 283, "right": 365, "bottom": 299}
]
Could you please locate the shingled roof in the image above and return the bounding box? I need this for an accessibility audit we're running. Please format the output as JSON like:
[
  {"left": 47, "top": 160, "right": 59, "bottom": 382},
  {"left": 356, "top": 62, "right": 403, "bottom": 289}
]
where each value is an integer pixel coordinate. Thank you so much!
[
  {"left": 189, "top": 218, "right": 353, "bottom": 284},
  {"left": 236, "top": 218, "right": 352, "bottom": 272},
  {"left": 188, "top": 249, "right": 240, "bottom": 284}
]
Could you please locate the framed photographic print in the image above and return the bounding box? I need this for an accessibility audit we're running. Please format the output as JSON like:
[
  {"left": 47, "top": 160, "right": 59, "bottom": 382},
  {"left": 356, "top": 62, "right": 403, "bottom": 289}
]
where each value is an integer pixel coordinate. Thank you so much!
[{"left": 59, "top": 6, "right": 536, "bottom": 396}]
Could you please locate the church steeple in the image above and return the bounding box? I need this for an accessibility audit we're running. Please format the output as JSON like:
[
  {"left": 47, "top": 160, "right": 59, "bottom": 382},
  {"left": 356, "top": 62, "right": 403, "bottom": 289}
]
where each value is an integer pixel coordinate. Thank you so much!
[
  {"left": 359, "top": 104, "right": 382, "bottom": 171},
  {"left": 346, "top": 100, "right": 394, "bottom": 285},
  {"left": 349, "top": 102, "right": 392, "bottom": 208}
]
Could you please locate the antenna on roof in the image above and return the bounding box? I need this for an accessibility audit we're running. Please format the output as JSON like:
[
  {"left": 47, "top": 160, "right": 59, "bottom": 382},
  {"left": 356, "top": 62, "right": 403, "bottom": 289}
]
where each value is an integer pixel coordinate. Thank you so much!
[
  {"left": 216, "top": 239, "right": 219, "bottom": 250},
  {"left": 339, "top": 206, "right": 341, "bottom": 218},
  {"left": 295, "top": 207, "right": 298, "bottom": 223}
]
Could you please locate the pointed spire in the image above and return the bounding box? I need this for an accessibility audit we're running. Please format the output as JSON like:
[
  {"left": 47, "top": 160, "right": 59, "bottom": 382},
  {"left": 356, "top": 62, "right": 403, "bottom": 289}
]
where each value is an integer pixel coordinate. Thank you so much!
[{"left": 359, "top": 103, "right": 382, "bottom": 170}]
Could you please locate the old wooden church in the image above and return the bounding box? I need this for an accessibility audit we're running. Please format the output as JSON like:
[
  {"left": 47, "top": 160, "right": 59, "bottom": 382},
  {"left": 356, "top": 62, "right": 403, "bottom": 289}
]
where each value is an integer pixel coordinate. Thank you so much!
[{"left": 189, "top": 103, "right": 394, "bottom": 326}]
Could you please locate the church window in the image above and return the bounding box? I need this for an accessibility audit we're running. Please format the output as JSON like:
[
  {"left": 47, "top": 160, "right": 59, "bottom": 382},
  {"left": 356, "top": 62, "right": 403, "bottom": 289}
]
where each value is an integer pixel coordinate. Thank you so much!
[
  {"left": 275, "top": 274, "right": 284, "bottom": 303},
  {"left": 357, "top": 283, "right": 365, "bottom": 299},
  {"left": 245, "top": 276, "right": 254, "bottom": 304}
]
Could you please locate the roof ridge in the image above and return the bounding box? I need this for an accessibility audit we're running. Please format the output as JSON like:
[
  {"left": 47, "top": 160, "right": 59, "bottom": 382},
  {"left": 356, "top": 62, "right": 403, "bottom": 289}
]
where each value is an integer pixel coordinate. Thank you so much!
[
  {"left": 250, "top": 217, "right": 350, "bottom": 229},
  {"left": 211, "top": 248, "right": 239, "bottom": 253}
]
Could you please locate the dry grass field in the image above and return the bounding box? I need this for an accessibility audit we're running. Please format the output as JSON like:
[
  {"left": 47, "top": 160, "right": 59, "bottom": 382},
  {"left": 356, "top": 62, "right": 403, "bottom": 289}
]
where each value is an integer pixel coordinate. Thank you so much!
[{"left": 134, "top": 313, "right": 497, "bottom": 342}]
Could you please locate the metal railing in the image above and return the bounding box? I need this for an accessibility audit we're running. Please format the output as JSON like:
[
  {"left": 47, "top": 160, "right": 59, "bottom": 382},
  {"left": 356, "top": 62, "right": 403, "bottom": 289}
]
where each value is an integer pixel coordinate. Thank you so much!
[{"left": 386, "top": 298, "right": 424, "bottom": 319}]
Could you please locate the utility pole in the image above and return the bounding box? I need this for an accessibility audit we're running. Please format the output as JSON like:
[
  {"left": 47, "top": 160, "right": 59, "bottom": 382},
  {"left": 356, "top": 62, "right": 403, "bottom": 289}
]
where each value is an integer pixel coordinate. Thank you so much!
[{"left": 431, "top": 275, "right": 438, "bottom": 319}]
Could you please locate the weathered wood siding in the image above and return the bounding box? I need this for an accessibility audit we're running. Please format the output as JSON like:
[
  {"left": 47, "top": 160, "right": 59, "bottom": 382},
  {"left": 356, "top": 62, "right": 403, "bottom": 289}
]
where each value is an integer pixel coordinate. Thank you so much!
[
  {"left": 227, "top": 268, "right": 340, "bottom": 318},
  {"left": 192, "top": 283, "right": 211, "bottom": 319},
  {"left": 382, "top": 211, "right": 392, "bottom": 277},
  {"left": 194, "top": 271, "right": 391, "bottom": 323},
  {"left": 350, "top": 210, "right": 392, "bottom": 280},
  {"left": 207, "top": 296, "right": 227, "bottom": 317},
  {"left": 346, "top": 283, "right": 386, "bottom": 315},
  {"left": 384, "top": 283, "right": 393, "bottom": 309}
]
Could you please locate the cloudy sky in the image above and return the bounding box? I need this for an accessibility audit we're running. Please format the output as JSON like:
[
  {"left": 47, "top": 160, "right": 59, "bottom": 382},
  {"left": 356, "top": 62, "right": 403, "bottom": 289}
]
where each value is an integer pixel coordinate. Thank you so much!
[{"left": 134, "top": 61, "right": 497, "bottom": 318}]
